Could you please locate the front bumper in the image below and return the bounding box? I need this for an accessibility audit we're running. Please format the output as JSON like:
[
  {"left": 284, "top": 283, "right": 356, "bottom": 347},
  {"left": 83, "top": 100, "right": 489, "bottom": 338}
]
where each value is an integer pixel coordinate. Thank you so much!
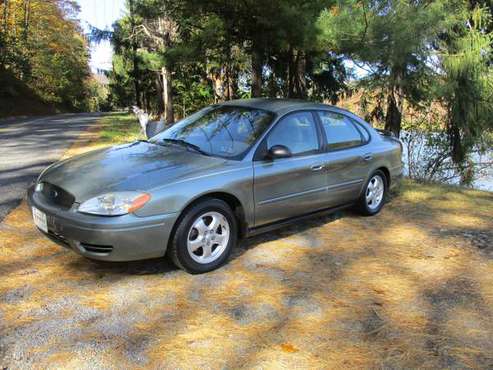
[{"left": 27, "top": 185, "right": 179, "bottom": 262}]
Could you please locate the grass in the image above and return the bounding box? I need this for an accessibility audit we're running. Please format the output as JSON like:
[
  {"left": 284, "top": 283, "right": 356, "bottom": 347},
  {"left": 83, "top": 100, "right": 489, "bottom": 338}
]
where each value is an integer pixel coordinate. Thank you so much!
[
  {"left": 0, "top": 113, "right": 492, "bottom": 368},
  {"left": 61, "top": 112, "right": 144, "bottom": 158},
  {"left": 97, "top": 112, "right": 143, "bottom": 144}
]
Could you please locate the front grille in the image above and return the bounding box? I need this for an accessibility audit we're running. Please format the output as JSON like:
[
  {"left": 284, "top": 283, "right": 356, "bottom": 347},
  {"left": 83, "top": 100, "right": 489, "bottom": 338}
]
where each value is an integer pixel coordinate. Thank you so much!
[
  {"left": 40, "top": 182, "right": 75, "bottom": 209},
  {"left": 80, "top": 243, "right": 113, "bottom": 254}
]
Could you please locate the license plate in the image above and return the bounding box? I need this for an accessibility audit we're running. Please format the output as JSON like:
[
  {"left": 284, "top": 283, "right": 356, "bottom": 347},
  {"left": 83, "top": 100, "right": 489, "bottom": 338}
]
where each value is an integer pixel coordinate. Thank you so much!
[{"left": 32, "top": 206, "right": 48, "bottom": 233}]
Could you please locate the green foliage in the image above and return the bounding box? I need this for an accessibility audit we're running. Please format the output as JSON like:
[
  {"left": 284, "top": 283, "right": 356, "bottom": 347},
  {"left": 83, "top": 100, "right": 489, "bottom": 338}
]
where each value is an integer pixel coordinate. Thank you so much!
[
  {"left": 317, "top": 0, "right": 461, "bottom": 134},
  {"left": 108, "top": 0, "right": 349, "bottom": 115},
  {"left": 171, "top": 62, "right": 215, "bottom": 118},
  {"left": 438, "top": 6, "right": 493, "bottom": 171},
  {"left": 1, "top": 0, "right": 484, "bottom": 186},
  {"left": 0, "top": 0, "right": 95, "bottom": 114},
  {"left": 98, "top": 112, "right": 143, "bottom": 144},
  {"left": 84, "top": 76, "right": 110, "bottom": 112},
  {"left": 318, "top": 0, "right": 457, "bottom": 68},
  {"left": 107, "top": 54, "right": 135, "bottom": 109}
]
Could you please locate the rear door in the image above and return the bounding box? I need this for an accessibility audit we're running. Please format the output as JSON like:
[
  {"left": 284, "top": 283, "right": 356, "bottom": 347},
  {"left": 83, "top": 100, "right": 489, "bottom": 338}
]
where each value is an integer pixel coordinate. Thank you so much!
[
  {"left": 253, "top": 111, "right": 329, "bottom": 226},
  {"left": 316, "top": 110, "right": 371, "bottom": 206}
]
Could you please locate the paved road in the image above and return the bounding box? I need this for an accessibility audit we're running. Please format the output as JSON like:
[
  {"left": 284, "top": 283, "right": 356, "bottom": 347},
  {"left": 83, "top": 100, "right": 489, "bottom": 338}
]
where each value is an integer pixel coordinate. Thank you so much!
[{"left": 0, "top": 113, "right": 102, "bottom": 221}]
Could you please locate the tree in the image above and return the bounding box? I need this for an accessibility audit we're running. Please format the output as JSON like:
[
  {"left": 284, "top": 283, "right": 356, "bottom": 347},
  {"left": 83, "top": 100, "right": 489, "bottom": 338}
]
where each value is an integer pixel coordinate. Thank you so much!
[
  {"left": 317, "top": 0, "right": 459, "bottom": 136},
  {"left": 0, "top": 0, "right": 92, "bottom": 113},
  {"left": 128, "top": 0, "right": 142, "bottom": 108},
  {"left": 106, "top": 0, "right": 350, "bottom": 117},
  {"left": 186, "top": 0, "right": 331, "bottom": 98},
  {"left": 438, "top": 6, "right": 493, "bottom": 181}
]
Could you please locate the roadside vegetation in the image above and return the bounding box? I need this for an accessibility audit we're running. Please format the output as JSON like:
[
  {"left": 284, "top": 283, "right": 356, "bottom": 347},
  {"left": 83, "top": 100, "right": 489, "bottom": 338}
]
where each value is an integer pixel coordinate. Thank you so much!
[
  {"left": 0, "top": 0, "right": 107, "bottom": 117},
  {"left": 97, "top": 0, "right": 493, "bottom": 187},
  {"left": 97, "top": 112, "right": 142, "bottom": 144},
  {"left": 58, "top": 113, "right": 143, "bottom": 159},
  {"left": 2, "top": 1, "right": 492, "bottom": 187}
]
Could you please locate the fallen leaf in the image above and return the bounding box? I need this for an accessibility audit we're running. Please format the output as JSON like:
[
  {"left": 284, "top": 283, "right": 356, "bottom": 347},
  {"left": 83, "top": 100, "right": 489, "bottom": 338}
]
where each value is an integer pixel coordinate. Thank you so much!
[{"left": 280, "top": 343, "right": 299, "bottom": 353}]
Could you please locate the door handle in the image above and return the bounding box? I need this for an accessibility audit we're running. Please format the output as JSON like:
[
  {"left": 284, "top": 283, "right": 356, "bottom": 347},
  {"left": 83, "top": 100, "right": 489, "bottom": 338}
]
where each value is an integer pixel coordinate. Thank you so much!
[
  {"left": 310, "top": 164, "right": 325, "bottom": 171},
  {"left": 362, "top": 153, "right": 373, "bottom": 162}
]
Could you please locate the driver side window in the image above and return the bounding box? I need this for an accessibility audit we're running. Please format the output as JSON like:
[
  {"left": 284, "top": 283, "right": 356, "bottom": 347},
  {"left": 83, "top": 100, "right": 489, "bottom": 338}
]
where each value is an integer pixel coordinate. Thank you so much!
[{"left": 267, "top": 112, "right": 319, "bottom": 156}]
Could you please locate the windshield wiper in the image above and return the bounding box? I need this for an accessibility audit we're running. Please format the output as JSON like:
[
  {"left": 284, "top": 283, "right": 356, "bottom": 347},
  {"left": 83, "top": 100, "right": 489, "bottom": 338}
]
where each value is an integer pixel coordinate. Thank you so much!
[
  {"left": 135, "top": 139, "right": 161, "bottom": 146},
  {"left": 161, "top": 138, "right": 210, "bottom": 156}
]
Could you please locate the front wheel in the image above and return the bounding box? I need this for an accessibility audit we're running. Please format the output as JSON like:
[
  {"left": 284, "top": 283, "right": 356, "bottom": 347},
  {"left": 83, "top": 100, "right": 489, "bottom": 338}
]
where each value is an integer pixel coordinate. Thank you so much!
[
  {"left": 357, "top": 170, "right": 387, "bottom": 216},
  {"left": 167, "top": 198, "right": 237, "bottom": 274}
]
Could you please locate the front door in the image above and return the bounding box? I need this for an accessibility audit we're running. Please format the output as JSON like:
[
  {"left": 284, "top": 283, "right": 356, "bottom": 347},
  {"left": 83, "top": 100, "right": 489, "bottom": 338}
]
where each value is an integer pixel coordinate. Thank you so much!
[{"left": 253, "top": 111, "right": 328, "bottom": 226}]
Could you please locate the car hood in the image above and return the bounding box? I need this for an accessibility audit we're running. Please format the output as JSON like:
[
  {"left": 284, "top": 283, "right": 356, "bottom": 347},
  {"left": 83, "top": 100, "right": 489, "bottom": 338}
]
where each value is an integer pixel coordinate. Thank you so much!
[{"left": 39, "top": 141, "right": 229, "bottom": 202}]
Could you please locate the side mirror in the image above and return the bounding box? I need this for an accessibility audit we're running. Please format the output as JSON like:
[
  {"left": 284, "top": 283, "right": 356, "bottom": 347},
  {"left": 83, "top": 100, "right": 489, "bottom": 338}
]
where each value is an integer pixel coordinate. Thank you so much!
[{"left": 266, "top": 145, "right": 292, "bottom": 160}]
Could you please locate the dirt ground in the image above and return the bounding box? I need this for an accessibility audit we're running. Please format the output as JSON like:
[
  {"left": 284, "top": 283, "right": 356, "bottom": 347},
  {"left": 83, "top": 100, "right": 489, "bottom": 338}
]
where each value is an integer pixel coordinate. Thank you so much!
[{"left": 1, "top": 119, "right": 492, "bottom": 369}]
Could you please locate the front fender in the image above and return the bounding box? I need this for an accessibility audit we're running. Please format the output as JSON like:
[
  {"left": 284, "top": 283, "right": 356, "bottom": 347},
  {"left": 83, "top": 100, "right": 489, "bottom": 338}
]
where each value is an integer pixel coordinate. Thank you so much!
[{"left": 134, "top": 164, "right": 254, "bottom": 226}]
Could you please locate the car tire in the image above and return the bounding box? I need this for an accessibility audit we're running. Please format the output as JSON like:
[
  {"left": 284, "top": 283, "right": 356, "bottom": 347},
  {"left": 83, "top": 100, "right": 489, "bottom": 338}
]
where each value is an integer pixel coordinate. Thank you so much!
[
  {"left": 357, "top": 170, "right": 387, "bottom": 216},
  {"left": 167, "top": 198, "right": 237, "bottom": 274}
]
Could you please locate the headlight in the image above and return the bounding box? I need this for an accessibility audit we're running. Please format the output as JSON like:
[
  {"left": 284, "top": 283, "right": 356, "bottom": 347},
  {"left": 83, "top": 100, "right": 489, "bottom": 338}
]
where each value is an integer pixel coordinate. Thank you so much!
[{"left": 78, "top": 192, "right": 151, "bottom": 216}]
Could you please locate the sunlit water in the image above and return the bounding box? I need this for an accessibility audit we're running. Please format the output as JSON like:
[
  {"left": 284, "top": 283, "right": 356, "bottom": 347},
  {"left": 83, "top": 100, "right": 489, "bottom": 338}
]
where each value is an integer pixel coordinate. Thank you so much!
[
  {"left": 470, "top": 153, "right": 493, "bottom": 192},
  {"left": 400, "top": 132, "right": 493, "bottom": 192}
]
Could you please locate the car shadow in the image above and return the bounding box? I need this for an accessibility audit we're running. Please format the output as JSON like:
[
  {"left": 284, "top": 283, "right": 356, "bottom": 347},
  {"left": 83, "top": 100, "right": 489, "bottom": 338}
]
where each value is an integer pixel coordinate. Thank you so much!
[
  {"left": 69, "top": 209, "right": 349, "bottom": 277},
  {"left": 71, "top": 255, "right": 178, "bottom": 276},
  {"left": 233, "top": 208, "right": 349, "bottom": 260}
]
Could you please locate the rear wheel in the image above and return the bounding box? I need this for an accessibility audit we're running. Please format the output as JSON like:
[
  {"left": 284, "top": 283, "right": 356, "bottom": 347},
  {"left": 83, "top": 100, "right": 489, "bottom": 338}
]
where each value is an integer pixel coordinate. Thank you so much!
[
  {"left": 167, "top": 198, "right": 237, "bottom": 274},
  {"left": 357, "top": 170, "right": 387, "bottom": 216}
]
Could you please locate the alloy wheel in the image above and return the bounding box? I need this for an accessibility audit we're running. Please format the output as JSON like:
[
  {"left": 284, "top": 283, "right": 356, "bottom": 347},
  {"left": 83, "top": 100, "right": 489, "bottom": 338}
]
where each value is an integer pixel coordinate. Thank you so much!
[
  {"left": 186, "top": 211, "right": 230, "bottom": 264},
  {"left": 366, "top": 174, "right": 385, "bottom": 210}
]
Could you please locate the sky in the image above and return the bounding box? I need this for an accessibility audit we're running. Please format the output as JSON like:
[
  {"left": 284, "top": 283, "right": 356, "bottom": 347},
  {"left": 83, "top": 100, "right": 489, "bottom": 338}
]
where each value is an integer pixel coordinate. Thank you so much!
[{"left": 76, "top": 0, "right": 126, "bottom": 72}]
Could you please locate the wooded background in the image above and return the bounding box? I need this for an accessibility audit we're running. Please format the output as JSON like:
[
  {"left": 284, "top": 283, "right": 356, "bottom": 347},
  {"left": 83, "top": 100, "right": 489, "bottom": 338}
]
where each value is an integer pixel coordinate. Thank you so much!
[{"left": 1, "top": 0, "right": 492, "bottom": 184}]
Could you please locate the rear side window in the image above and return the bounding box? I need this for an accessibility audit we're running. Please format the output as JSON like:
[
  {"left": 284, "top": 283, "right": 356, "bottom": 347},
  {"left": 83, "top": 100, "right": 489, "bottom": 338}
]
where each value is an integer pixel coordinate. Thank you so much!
[
  {"left": 352, "top": 119, "right": 370, "bottom": 142},
  {"left": 267, "top": 112, "right": 319, "bottom": 155},
  {"left": 317, "top": 111, "right": 362, "bottom": 150}
]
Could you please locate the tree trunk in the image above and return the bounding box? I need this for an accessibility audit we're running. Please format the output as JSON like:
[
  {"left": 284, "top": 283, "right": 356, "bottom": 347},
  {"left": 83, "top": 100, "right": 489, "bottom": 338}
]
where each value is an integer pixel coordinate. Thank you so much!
[
  {"left": 146, "top": 91, "right": 151, "bottom": 112},
  {"left": 287, "top": 49, "right": 307, "bottom": 98},
  {"left": 210, "top": 67, "right": 226, "bottom": 102},
  {"left": 267, "top": 70, "right": 278, "bottom": 98},
  {"left": 23, "top": 0, "right": 30, "bottom": 41},
  {"left": 385, "top": 93, "right": 402, "bottom": 136},
  {"left": 251, "top": 46, "right": 262, "bottom": 97},
  {"left": 228, "top": 66, "right": 238, "bottom": 100},
  {"left": 296, "top": 51, "right": 307, "bottom": 98},
  {"left": 448, "top": 111, "right": 472, "bottom": 185},
  {"left": 287, "top": 47, "right": 294, "bottom": 97},
  {"left": 132, "top": 52, "right": 142, "bottom": 108},
  {"left": 3, "top": 0, "right": 9, "bottom": 35},
  {"left": 448, "top": 121, "right": 464, "bottom": 164},
  {"left": 10, "top": 0, "right": 15, "bottom": 38},
  {"left": 128, "top": 0, "right": 141, "bottom": 108},
  {"left": 225, "top": 64, "right": 231, "bottom": 100},
  {"left": 162, "top": 65, "right": 174, "bottom": 124},
  {"left": 384, "top": 68, "right": 404, "bottom": 137},
  {"left": 155, "top": 72, "right": 164, "bottom": 115},
  {"left": 0, "top": 0, "right": 8, "bottom": 69}
]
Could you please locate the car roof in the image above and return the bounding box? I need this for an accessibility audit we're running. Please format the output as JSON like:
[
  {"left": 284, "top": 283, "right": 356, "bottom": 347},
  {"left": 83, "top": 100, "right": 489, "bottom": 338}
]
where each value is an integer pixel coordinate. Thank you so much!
[{"left": 219, "top": 98, "right": 353, "bottom": 116}]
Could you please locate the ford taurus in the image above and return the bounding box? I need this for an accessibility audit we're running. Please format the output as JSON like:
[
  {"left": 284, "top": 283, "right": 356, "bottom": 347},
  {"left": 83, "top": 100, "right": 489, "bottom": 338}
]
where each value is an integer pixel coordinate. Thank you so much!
[{"left": 28, "top": 99, "right": 403, "bottom": 273}]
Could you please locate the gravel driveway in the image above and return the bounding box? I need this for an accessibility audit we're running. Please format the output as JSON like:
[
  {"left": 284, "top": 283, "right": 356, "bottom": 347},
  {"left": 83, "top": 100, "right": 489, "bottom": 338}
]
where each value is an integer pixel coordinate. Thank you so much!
[
  {"left": 1, "top": 117, "right": 492, "bottom": 368},
  {"left": 1, "top": 182, "right": 492, "bottom": 369},
  {"left": 0, "top": 113, "right": 101, "bottom": 221}
]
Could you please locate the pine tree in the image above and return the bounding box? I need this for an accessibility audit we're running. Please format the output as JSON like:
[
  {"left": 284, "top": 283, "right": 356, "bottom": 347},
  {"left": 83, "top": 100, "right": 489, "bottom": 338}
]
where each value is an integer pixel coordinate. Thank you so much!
[{"left": 317, "top": 0, "right": 459, "bottom": 136}]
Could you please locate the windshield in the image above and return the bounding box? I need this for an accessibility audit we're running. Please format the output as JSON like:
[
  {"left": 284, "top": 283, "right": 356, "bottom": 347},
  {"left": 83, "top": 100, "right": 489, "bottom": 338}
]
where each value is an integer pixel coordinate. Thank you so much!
[{"left": 150, "top": 106, "right": 275, "bottom": 159}]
